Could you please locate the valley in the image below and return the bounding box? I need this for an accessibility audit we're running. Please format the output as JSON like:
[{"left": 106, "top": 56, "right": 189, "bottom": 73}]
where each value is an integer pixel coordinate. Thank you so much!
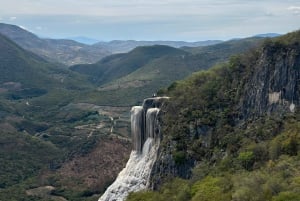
[{"left": 0, "top": 21, "right": 299, "bottom": 201}]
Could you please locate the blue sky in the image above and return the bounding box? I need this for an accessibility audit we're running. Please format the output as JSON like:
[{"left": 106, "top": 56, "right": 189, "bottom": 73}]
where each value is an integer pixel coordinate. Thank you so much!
[{"left": 0, "top": 0, "right": 299, "bottom": 41}]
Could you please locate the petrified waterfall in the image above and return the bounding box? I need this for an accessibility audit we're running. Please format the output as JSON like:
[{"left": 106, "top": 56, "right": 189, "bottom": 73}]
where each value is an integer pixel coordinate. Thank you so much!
[{"left": 98, "top": 97, "right": 167, "bottom": 201}]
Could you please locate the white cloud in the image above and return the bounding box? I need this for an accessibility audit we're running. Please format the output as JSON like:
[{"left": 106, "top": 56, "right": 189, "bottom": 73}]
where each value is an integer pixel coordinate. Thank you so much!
[
  {"left": 9, "top": 16, "right": 17, "bottom": 20},
  {"left": 0, "top": 0, "right": 299, "bottom": 41},
  {"left": 0, "top": 0, "right": 270, "bottom": 17},
  {"left": 287, "top": 6, "right": 300, "bottom": 15}
]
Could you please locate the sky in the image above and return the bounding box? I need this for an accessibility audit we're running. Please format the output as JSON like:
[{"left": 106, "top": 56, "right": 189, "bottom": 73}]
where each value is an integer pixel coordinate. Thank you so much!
[{"left": 0, "top": 0, "right": 299, "bottom": 41}]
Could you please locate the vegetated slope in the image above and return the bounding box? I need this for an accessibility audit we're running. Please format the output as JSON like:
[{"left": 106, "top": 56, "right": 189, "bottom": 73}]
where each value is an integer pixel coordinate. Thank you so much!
[
  {"left": 93, "top": 40, "right": 222, "bottom": 53},
  {"left": 0, "top": 33, "right": 90, "bottom": 90},
  {"left": 0, "top": 23, "right": 111, "bottom": 65},
  {"left": 127, "top": 31, "right": 300, "bottom": 201},
  {"left": 74, "top": 37, "right": 264, "bottom": 106},
  {"left": 182, "top": 36, "right": 265, "bottom": 58},
  {"left": 70, "top": 45, "right": 187, "bottom": 85},
  {"left": 0, "top": 34, "right": 131, "bottom": 201}
]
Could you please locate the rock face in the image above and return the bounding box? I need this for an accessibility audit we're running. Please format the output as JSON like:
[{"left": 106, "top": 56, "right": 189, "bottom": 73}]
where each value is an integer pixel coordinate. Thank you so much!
[
  {"left": 149, "top": 146, "right": 194, "bottom": 190},
  {"left": 239, "top": 43, "right": 300, "bottom": 119}
]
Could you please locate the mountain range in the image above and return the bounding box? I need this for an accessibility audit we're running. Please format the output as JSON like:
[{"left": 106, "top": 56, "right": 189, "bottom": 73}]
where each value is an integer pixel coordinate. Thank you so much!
[
  {"left": 70, "top": 37, "right": 264, "bottom": 106},
  {"left": 0, "top": 23, "right": 279, "bottom": 67},
  {"left": 93, "top": 40, "right": 222, "bottom": 53}
]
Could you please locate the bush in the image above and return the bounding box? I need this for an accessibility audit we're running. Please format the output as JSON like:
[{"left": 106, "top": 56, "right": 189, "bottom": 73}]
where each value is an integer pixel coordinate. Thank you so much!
[
  {"left": 127, "top": 179, "right": 190, "bottom": 201},
  {"left": 191, "top": 176, "right": 231, "bottom": 201},
  {"left": 272, "top": 191, "right": 300, "bottom": 201},
  {"left": 237, "top": 151, "right": 255, "bottom": 170},
  {"left": 173, "top": 151, "right": 186, "bottom": 165}
]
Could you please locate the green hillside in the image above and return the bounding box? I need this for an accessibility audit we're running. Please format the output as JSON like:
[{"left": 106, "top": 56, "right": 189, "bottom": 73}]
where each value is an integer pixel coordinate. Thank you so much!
[
  {"left": 127, "top": 31, "right": 300, "bottom": 201},
  {"left": 0, "top": 34, "right": 131, "bottom": 201},
  {"left": 183, "top": 37, "right": 264, "bottom": 58},
  {"left": 0, "top": 33, "right": 94, "bottom": 106},
  {"left": 0, "top": 33, "right": 87, "bottom": 88},
  {"left": 70, "top": 45, "right": 187, "bottom": 85},
  {"left": 74, "top": 37, "right": 265, "bottom": 106}
]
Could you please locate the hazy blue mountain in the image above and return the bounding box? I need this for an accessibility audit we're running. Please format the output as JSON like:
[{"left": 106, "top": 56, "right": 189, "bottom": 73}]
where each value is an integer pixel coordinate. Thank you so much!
[
  {"left": 0, "top": 23, "right": 223, "bottom": 65},
  {"left": 254, "top": 33, "right": 281, "bottom": 38},
  {"left": 68, "top": 36, "right": 100, "bottom": 45},
  {"left": 93, "top": 40, "right": 222, "bottom": 53},
  {"left": 182, "top": 36, "right": 265, "bottom": 55}
]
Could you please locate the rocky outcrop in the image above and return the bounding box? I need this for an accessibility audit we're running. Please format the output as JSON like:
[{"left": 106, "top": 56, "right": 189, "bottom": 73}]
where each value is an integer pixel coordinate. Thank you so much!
[
  {"left": 148, "top": 99, "right": 194, "bottom": 190},
  {"left": 149, "top": 145, "right": 194, "bottom": 190},
  {"left": 239, "top": 42, "right": 300, "bottom": 119}
]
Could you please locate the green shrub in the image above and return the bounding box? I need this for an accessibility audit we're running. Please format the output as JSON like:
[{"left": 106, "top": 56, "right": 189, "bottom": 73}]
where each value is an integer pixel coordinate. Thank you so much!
[
  {"left": 191, "top": 176, "right": 231, "bottom": 201},
  {"left": 127, "top": 179, "right": 190, "bottom": 201},
  {"left": 272, "top": 191, "right": 300, "bottom": 201},
  {"left": 237, "top": 151, "right": 255, "bottom": 170},
  {"left": 173, "top": 151, "right": 186, "bottom": 165}
]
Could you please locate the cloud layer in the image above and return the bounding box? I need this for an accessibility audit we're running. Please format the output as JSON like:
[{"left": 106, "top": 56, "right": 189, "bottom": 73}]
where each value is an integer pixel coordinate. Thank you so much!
[{"left": 0, "top": 0, "right": 299, "bottom": 40}]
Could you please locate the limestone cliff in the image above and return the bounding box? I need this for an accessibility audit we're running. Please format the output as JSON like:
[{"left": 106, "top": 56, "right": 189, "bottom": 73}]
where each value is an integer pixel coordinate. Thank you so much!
[
  {"left": 148, "top": 31, "right": 300, "bottom": 189},
  {"left": 239, "top": 42, "right": 300, "bottom": 119}
]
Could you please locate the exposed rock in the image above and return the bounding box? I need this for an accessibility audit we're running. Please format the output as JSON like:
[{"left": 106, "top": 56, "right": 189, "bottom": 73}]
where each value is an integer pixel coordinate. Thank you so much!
[
  {"left": 239, "top": 43, "right": 300, "bottom": 119},
  {"left": 142, "top": 97, "right": 170, "bottom": 110},
  {"left": 149, "top": 145, "right": 194, "bottom": 190}
]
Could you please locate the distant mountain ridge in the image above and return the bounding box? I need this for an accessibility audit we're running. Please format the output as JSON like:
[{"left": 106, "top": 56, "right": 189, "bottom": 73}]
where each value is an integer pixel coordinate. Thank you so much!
[
  {"left": 93, "top": 40, "right": 222, "bottom": 53},
  {"left": 0, "top": 23, "right": 281, "bottom": 67},
  {"left": 71, "top": 36, "right": 265, "bottom": 105},
  {"left": 68, "top": 36, "right": 100, "bottom": 45},
  {"left": 0, "top": 23, "right": 111, "bottom": 65},
  {"left": 254, "top": 33, "right": 281, "bottom": 38},
  {"left": 0, "top": 23, "right": 223, "bottom": 66}
]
